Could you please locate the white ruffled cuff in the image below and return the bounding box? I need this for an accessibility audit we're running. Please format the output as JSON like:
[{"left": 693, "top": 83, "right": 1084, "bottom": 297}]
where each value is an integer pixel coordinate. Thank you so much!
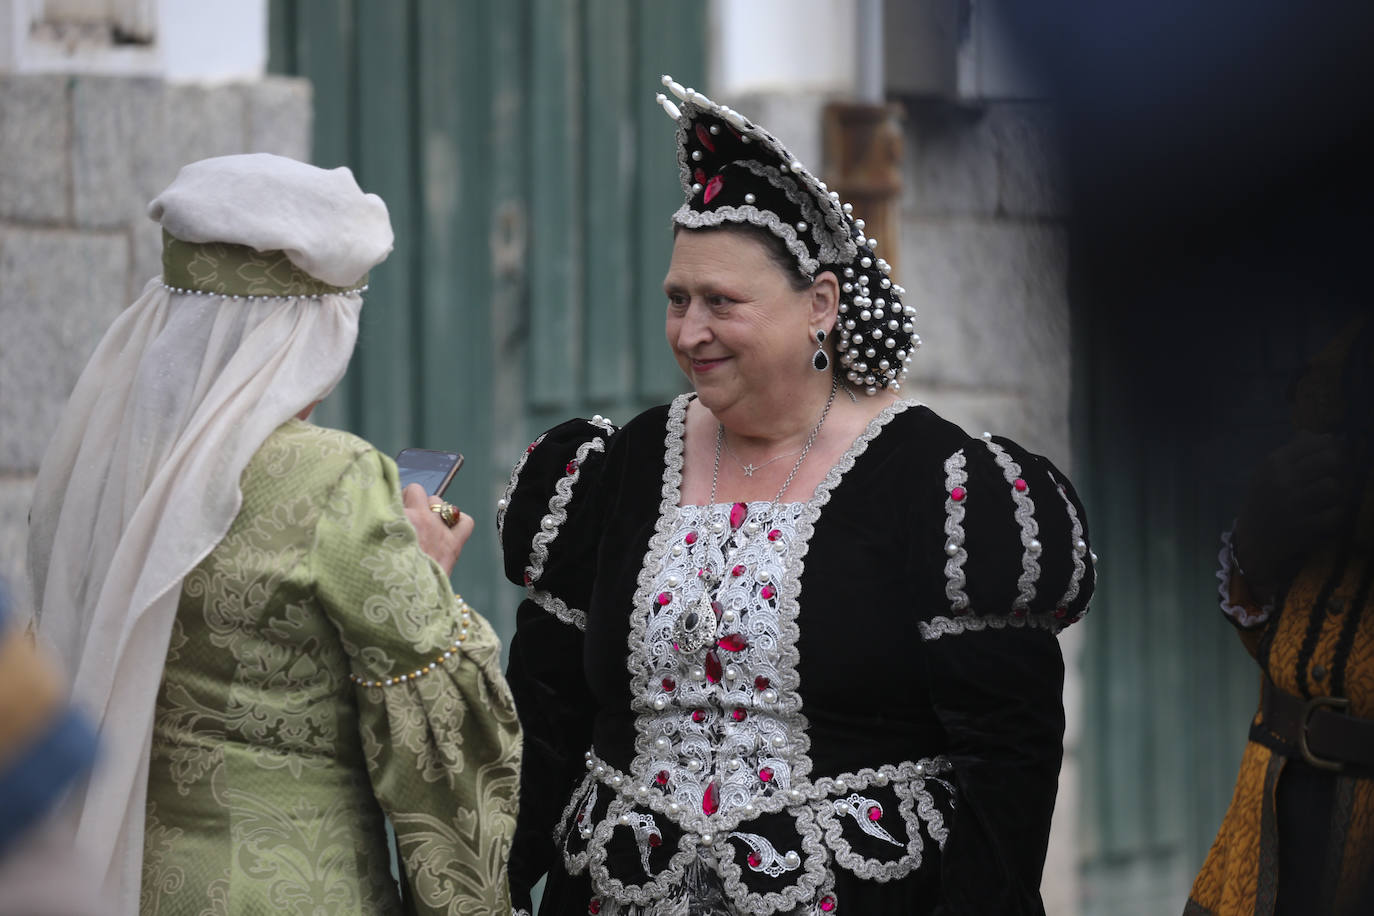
[{"left": 1217, "top": 525, "right": 1273, "bottom": 629}]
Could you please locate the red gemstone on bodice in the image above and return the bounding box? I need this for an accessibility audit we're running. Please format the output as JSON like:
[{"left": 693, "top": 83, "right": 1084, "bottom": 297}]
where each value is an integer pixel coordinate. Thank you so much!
[
  {"left": 648, "top": 833, "right": 662, "bottom": 847},
  {"left": 767, "top": 529, "right": 781, "bottom": 541},
  {"left": 754, "top": 675, "right": 771, "bottom": 690},
  {"left": 704, "top": 174, "right": 725, "bottom": 203},
  {"left": 760, "top": 585, "right": 776, "bottom": 600},
  {"left": 703, "top": 779, "right": 720, "bottom": 815},
  {"left": 730, "top": 502, "right": 748, "bottom": 529},
  {"left": 867, "top": 806, "right": 881, "bottom": 821},
  {"left": 759, "top": 767, "right": 774, "bottom": 782},
  {"left": 656, "top": 770, "right": 670, "bottom": 785},
  {"left": 662, "top": 677, "right": 677, "bottom": 691},
  {"left": 717, "top": 633, "right": 748, "bottom": 652},
  {"left": 657, "top": 592, "right": 672, "bottom": 606},
  {"left": 523, "top": 571, "right": 533, "bottom": 586},
  {"left": 950, "top": 486, "right": 966, "bottom": 502},
  {"left": 692, "top": 709, "right": 706, "bottom": 723},
  {"left": 589, "top": 899, "right": 602, "bottom": 914},
  {"left": 819, "top": 896, "right": 836, "bottom": 912},
  {"left": 731, "top": 563, "right": 746, "bottom": 577},
  {"left": 685, "top": 531, "right": 698, "bottom": 545},
  {"left": 747, "top": 851, "right": 762, "bottom": 867},
  {"left": 705, "top": 649, "right": 723, "bottom": 683},
  {"left": 566, "top": 459, "right": 579, "bottom": 474},
  {"left": 732, "top": 708, "right": 747, "bottom": 722},
  {"left": 1014, "top": 478, "right": 1028, "bottom": 492}
]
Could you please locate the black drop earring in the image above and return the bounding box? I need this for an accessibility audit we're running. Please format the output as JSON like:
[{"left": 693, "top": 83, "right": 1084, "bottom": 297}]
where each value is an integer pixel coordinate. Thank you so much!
[{"left": 812, "top": 329, "right": 829, "bottom": 372}]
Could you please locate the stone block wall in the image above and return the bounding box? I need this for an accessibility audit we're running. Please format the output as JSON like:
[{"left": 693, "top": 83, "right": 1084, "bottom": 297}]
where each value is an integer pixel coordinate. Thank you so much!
[{"left": 0, "top": 73, "right": 311, "bottom": 622}]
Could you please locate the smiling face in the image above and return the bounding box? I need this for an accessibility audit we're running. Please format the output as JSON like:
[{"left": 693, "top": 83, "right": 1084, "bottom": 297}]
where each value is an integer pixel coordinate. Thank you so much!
[{"left": 664, "top": 227, "right": 834, "bottom": 422}]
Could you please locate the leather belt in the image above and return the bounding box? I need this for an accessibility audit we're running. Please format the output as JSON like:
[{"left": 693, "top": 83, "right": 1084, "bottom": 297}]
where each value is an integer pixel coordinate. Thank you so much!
[{"left": 1256, "top": 675, "right": 1374, "bottom": 773}]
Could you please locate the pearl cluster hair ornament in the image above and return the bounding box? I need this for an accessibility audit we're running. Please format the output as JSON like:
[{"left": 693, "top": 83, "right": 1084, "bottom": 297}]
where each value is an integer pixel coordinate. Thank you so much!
[{"left": 657, "top": 74, "right": 919, "bottom": 395}]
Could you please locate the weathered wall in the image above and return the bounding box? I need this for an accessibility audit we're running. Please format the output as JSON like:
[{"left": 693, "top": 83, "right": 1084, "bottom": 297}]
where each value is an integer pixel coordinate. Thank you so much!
[{"left": 0, "top": 73, "right": 310, "bottom": 621}]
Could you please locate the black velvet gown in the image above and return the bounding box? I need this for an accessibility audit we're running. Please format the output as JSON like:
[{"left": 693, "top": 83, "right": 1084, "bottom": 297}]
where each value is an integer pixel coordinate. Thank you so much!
[{"left": 500, "top": 395, "right": 1095, "bottom": 915}]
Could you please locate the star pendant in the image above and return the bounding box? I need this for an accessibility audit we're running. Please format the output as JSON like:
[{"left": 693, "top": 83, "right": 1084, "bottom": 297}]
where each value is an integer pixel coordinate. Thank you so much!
[{"left": 741, "top": 463, "right": 757, "bottom": 477}]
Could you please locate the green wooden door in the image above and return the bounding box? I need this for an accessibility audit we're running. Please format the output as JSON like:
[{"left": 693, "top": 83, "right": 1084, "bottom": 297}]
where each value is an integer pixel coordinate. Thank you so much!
[{"left": 269, "top": 0, "right": 704, "bottom": 644}]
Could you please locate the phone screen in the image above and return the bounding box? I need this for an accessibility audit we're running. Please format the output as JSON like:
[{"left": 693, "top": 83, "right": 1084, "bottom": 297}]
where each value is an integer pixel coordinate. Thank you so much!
[{"left": 395, "top": 449, "right": 464, "bottom": 497}]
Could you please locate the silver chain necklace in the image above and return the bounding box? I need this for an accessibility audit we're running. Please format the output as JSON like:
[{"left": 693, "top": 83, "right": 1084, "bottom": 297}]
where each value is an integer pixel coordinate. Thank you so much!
[
  {"left": 673, "top": 378, "right": 840, "bottom": 655},
  {"left": 709, "top": 374, "right": 839, "bottom": 505},
  {"left": 721, "top": 439, "right": 804, "bottom": 477}
]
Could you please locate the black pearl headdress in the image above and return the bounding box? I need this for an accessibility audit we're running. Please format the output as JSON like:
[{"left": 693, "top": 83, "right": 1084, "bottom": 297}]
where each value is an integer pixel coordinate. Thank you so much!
[{"left": 657, "top": 75, "right": 920, "bottom": 395}]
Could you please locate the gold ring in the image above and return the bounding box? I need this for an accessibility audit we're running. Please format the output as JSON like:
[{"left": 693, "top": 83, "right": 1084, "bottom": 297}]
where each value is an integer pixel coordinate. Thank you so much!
[{"left": 429, "top": 502, "right": 460, "bottom": 528}]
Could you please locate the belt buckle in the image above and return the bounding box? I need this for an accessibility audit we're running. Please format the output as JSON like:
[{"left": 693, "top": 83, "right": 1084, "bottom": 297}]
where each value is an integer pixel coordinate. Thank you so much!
[{"left": 1299, "top": 695, "right": 1351, "bottom": 772}]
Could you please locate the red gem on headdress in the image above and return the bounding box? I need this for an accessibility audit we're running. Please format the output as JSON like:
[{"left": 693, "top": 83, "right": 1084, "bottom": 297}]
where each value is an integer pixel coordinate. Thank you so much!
[
  {"left": 589, "top": 898, "right": 602, "bottom": 914},
  {"left": 759, "top": 766, "right": 774, "bottom": 782},
  {"left": 523, "top": 571, "right": 533, "bottom": 586},
  {"left": 693, "top": 709, "right": 706, "bottom": 723},
  {"left": 695, "top": 122, "right": 717, "bottom": 152},
  {"left": 704, "top": 174, "right": 725, "bottom": 204},
  {"left": 566, "top": 459, "right": 579, "bottom": 474},
  {"left": 1014, "top": 478, "right": 1028, "bottom": 492},
  {"left": 731, "top": 564, "right": 746, "bottom": 577},
  {"left": 662, "top": 676, "right": 677, "bottom": 691},
  {"left": 657, "top": 592, "right": 672, "bottom": 606},
  {"left": 760, "top": 585, "right": 776, "bottom": 600},
  {"left": 748, "top": 851, "right": 762, "bottom": 867},
  {"left": 705, "top": 649, "right": 723, "bottom": 683},
  {"left": 685, "top": 531, "right": 698, "bottom": 545},
  {"left": 950, "top": 486, "right": 966, "bottom": 502},
  {"left": 656, "top": 770, "right": 670, "bottom": 785},
  {"left": 730, "top": 502, "right": 748, "bottom": 529},
  {"left": 732, "top": 708, "right": 747, "bottom": 722},
  {"left": 767, "top": 529, "right": 781, "bottom": 541},
  {"left": 649, "top": 832, "right": 662, "bottom": 847},
  {"left": 867, "top": 806, "right": 882, "bottom": 821},
  {"left": 754, "top": 675, "right": 771, "bottom": 690},
  {"left": 694, "top": 167, "right": 707, "bottom": 185},
  {"left": 712, "top": 600, "right": 723, "bottom": 621},
  {"left": 717, "top": 633, "right": 748, "bottom": 652},
  {"left": 703, "top": 779, "right": 720, "bottom": 815},
  {"left": 819, "top": 895, "right": 836, "bottom": 912}
]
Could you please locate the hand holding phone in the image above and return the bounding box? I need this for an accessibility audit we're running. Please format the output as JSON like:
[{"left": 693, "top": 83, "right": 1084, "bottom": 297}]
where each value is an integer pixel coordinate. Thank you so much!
[{"left": 395, "top": 448, "right": 464, "bottom": 498}]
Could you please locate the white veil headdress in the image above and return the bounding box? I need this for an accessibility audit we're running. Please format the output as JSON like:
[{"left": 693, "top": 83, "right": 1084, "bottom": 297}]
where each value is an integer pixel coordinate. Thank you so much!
[{"left": 26, "top": 153, "right": 393, "bottom": 913}]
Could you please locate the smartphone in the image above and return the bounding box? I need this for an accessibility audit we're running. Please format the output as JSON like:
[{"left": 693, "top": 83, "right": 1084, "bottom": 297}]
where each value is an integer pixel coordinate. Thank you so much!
[{"left": 395, "top": 448, "right": 464, "bottom": 498}]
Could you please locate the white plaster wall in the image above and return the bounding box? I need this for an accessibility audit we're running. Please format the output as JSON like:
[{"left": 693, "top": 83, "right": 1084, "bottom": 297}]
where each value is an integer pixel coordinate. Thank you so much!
[{"left": 0, "top": 0, "right": 265, "bottom": 79}]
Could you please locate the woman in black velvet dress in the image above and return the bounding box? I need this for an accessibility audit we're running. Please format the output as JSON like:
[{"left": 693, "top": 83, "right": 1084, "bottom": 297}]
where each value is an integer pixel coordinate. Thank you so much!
[{"left": 499, "top": 78, "right": 1097, "bottom": 916}]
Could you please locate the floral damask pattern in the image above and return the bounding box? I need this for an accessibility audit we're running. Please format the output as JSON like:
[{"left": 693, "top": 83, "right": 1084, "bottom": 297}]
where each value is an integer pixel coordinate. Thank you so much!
[{"left": 142, "top": 419, "right": 522, "bottom": 915}]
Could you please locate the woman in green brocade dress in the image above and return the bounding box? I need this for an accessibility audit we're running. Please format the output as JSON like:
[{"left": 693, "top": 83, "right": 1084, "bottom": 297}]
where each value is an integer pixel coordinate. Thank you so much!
[{"left": 27, "top": 155, "right": 522, "bottom": 916}]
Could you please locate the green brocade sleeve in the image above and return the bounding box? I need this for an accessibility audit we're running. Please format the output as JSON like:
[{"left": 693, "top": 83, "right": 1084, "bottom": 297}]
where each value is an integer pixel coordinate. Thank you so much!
[{"left": 311, "top": 449, "right": 522, "bottom": 915}]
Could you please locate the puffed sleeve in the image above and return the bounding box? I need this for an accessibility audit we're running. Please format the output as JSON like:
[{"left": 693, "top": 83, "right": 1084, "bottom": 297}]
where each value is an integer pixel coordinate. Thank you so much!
[
  {"left": 311, "top": 448, "right": 522, "bottom": 916},
  {"left": 498, "top": 417, "right": 618, "bottom": 913},
  {"left": 913, "top": 434, "right": 1096, "bottom": 914}
]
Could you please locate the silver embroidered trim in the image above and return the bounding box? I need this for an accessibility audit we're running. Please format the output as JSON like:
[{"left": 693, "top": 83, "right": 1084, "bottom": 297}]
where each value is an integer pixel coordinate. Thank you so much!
[
  {"left": 942, "top": 450, "right": 970, "bottom": 612},
  {"left": 813, "top": 759, "right": 953, "bottom": 884},
  {"left": 918, "top": 613, "right": 1062, "bottom": 641},
  {"left": 524, "top": 435, "right": 607, "bottom": 586},
  {"left": 1048, "top": 471, "right": 1088, "bottom": 613},
  {"left": 1218, "top": 525, "right": 1272, "bottom": 627},
  {"left": 726, "top": 831, "right": 802, "bottom": 878},
  {"left": 673, "top": 203, "right": 819, "bottom": 277},
  {"left": 573, "top": 750, "right": 956, "bottom": 911},
  {"left": 832, "top": 794, "right": 902, "bottom": 847},
  {"left": 527, "top": 587, "right": 587, "bottom": 631},
  {"left": 735, "top": 160, "right": 843, "bottom": 267},
  {"left": 496, "top": 432, "right": 545, "bottom": 542},
  {"left": 981, "top": 439, "right": 1040, "bottom": 611}
]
